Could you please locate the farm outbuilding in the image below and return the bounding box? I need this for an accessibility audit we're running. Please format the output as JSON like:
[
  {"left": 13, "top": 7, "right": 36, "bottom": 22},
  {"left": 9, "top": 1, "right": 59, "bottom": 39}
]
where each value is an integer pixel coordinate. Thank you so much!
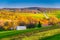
[{"left": 16, "top": 26, "right": 26, "bottom": 30}]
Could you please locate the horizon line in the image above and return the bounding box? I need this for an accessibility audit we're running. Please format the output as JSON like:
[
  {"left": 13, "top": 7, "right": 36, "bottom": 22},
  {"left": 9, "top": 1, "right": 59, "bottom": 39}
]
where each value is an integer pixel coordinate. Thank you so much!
[{"left": 0, "top": 7, "right": 60, "bottom": 9}]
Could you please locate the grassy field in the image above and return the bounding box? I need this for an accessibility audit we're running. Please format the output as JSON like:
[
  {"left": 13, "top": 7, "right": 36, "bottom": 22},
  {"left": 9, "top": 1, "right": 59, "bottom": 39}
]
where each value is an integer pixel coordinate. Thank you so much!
[
  {"left": 23, "top": 28, "right": 60, "bottom": 40},
  {"left": 0, "top": 25, "right": 60, "bottom": 40},
  {"left": 41, "top": 34, "right": 60, "bottom": 40},
  {"left": 0, "top": 28, "right": 41, "bottom": 38}
]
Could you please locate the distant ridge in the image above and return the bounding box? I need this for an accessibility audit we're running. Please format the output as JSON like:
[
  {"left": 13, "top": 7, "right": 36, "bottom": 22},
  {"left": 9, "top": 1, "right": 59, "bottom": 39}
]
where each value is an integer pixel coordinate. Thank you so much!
[
  {"left": 1, "top": 7, "right": 60, "bottom": 13},
  {"left": 2, "top": 7, "right": 60, "bottom": 10}
]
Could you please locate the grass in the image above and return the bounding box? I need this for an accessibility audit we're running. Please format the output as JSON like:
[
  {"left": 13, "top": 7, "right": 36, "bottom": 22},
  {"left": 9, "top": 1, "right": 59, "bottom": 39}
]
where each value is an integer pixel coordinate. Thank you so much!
[
  {"left": 0, "top": 28, "right": 41, "bottom": 38},
  {"left": 22, "top": 28, "right": 60, "bottom": 40},
  {"left": 0, "top": 27, "right": 60, "bottom": 40},
  {"left": 40, "top": 34, "right": 60, "bottom": 40},
  {"left": 0, "top": 25, "right": 60, "bottom": 39}
]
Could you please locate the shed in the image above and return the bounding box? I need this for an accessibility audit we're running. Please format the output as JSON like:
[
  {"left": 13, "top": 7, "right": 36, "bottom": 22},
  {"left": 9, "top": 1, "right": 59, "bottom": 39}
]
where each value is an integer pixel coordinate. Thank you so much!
[{"left": 16, "top": 26, "right": 26, "bottom": 30}]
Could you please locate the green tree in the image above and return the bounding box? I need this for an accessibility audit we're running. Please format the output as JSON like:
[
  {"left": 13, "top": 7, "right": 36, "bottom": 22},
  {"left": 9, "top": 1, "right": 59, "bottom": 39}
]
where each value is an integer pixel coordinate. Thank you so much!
[{"left": 37, "top": 21, "right": 42, "bottom": 28}]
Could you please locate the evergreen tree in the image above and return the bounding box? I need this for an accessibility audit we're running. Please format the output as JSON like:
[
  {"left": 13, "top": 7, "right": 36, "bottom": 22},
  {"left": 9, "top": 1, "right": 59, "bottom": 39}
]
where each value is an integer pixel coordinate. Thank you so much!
[{"left": 37, "top": 21, "right": 42, "bottom": 28}]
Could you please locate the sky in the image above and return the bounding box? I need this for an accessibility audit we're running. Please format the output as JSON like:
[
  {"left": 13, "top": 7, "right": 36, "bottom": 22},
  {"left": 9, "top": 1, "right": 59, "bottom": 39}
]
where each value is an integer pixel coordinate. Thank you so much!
[{"left": 0, "top": 0, "right": 60, "bottom": 8}]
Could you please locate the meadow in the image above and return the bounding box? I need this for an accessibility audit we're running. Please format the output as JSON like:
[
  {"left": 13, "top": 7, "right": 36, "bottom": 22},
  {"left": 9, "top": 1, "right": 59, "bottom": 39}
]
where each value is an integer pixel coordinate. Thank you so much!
[{"left": 0, "top": 25, "right": 60, "bottom": 40}]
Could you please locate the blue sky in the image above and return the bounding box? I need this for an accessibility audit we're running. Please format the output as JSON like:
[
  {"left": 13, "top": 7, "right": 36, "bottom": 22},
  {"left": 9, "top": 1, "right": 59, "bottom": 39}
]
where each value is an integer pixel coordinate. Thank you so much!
[{"left": 0, "top": 0, "right": 60, "bottom": 8}]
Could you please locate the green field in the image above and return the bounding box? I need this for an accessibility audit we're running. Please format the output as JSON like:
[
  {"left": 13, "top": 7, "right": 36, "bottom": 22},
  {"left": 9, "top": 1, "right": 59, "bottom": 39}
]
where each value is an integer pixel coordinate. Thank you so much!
[
  {"left": 41, "top": 34, "right": 60, "bottom": 40},
  {"left": 0, "top": 25, "right": 60, "bottom": 40}
]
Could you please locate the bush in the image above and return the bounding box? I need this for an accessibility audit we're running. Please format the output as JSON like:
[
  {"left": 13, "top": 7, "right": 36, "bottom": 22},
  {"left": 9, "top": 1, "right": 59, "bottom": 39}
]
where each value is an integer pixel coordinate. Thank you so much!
[
  {"left": 0, "top": 26, "right": 5, "bottom": 31},
  {"left": 26, "top": 23, "right": 36, "bottom": 29},
  {"left": 4, "top": 22, "right": 9, "bottom": 26},
  {"left": 19, "top": 22, "right": 25, "bottom": 26}
]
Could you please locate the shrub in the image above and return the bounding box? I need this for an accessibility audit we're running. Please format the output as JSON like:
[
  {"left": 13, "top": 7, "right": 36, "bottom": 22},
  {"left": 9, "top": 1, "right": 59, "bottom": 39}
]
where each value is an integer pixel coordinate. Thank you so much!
[
  {"left": 26, "top": 23, "right": 36, "bottom": 29},
  {"left": 0, "top": 26, "right": 5, "bottom": 31},
  {"left": 19, "top": 22, "right": 25, "bottom": 26}
]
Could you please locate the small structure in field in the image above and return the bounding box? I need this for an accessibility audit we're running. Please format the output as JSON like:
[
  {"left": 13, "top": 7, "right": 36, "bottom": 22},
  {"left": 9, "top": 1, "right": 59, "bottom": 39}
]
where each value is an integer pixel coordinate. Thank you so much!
[
  {"left": 16, "top": 26, "right": 26, "bottom": 30},
  {"left": 16, "top": 22, "right": 26, "bottom": 30}
]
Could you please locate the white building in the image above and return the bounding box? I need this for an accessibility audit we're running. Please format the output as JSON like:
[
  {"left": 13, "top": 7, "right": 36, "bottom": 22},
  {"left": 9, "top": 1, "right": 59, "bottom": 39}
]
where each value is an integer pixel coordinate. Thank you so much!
[{"left": 16, "top": 26, "right": 26, "bottom": 30}]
